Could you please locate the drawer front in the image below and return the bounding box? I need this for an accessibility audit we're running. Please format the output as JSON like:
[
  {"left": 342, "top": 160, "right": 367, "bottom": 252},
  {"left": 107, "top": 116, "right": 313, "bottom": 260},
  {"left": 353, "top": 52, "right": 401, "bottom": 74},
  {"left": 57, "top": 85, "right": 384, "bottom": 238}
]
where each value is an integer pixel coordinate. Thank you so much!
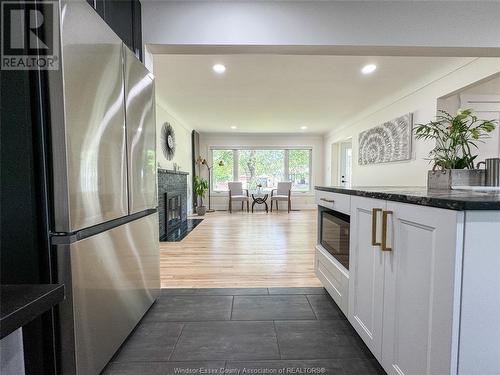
[
  {"left": 315, "top": 245, "right": 349, "bottom": 316},
  {"left": 315, "top": 190, "right": 351, "bottom": 215}
]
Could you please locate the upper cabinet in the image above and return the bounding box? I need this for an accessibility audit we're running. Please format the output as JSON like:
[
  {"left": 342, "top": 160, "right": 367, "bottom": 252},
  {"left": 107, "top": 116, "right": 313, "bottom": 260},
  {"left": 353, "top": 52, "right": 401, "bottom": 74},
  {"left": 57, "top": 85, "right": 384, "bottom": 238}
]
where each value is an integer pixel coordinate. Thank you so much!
[
  {"left": 131, "top": 0, "right": 142, "bottom": 60},
  {"left": 103, "top": 0, "right": 134, "bottom": 52},
  {"left": 86, "top": 0, "right": 142, "bottom": 61}
]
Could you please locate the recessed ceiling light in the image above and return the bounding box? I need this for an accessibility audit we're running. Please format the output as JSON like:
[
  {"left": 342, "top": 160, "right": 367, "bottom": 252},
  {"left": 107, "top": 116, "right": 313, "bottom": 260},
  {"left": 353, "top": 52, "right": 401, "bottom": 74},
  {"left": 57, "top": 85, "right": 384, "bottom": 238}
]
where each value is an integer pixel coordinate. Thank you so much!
[
  {"left": 300, "top": 126, "right": 308, "bottom": 130},
  {"left": 361, "top": 64, "right": 377, "bottom": 75},
  {"left": 230, "top": 126, "right": 237, "bottom": 129},
  {"left": 213, "top": 64, "right": 226, "bottom": 74}
]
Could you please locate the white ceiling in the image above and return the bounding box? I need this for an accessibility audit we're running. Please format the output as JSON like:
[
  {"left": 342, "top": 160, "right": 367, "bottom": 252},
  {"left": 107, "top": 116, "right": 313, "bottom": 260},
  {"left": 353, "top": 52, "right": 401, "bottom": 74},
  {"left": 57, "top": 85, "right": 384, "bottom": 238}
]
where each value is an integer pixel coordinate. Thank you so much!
[{"left": 152, "top": 54, "right": 473, "bottom": 134}]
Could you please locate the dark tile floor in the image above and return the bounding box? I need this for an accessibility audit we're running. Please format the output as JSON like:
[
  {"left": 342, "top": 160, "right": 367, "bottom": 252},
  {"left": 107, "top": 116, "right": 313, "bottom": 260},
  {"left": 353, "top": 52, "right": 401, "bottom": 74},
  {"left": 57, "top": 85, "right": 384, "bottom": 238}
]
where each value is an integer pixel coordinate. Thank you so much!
[{"left": 102, "top": 288, "right": 386, "bottom": 375}]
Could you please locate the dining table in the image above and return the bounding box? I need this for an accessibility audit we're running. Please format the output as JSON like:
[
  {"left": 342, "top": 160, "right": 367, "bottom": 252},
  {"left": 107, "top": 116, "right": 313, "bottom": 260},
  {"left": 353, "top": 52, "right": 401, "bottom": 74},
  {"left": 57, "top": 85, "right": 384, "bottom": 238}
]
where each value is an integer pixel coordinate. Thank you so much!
[{"left": 250, "top": 191, "right": 269, "bottom": 213}]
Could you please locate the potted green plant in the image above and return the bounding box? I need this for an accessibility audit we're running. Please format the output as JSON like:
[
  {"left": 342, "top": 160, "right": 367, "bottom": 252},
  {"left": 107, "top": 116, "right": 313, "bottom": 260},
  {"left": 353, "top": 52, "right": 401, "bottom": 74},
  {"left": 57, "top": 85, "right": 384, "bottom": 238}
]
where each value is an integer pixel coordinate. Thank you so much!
[
  {"left": 414, "top": 109, "right": 496, "bottom": 189},
  {"left": 194, "top": 176, "right": 209, "bottom": 215}
]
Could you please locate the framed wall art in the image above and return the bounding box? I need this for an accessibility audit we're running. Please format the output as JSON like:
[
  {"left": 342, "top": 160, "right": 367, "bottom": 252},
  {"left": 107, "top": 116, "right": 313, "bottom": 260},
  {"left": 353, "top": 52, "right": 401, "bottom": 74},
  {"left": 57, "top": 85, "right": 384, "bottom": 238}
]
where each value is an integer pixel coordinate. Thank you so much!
[{"left": 358, "top": 113, "right": 413, "bottom": 165}]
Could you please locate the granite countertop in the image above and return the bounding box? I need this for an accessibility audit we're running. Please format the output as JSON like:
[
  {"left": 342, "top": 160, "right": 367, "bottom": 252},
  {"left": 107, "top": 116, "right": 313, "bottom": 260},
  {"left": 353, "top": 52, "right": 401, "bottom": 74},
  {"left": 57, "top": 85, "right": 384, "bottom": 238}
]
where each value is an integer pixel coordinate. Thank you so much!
[
  {"left": 1, "top": 284, "right": 65, "bottom": 339},
  {"left": 315, "top": 186, "right": 500, "bottom": 211}
]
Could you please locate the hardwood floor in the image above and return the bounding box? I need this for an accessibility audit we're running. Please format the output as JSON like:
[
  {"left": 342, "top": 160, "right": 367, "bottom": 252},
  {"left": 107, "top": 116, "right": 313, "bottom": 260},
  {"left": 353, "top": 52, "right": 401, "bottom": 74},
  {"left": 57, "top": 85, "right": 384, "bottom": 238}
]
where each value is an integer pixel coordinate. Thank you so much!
[{"left": 160, "top": 209, "right": 322, "bottom": 288}]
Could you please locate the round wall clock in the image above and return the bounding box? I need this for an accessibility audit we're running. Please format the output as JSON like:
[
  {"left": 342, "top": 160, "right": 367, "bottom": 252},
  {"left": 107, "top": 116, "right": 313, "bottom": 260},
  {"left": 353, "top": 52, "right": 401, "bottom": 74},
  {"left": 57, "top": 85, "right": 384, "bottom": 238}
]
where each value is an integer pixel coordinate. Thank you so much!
[{"left": 161, "top": 122, "right": 176, "bottom": 161}]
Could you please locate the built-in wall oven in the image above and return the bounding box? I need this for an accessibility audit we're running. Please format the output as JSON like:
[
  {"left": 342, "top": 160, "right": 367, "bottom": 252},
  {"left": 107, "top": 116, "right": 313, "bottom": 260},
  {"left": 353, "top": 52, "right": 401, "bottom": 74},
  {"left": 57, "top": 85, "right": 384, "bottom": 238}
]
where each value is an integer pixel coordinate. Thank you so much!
[{"left": 319, "top": 206, "right": 350, "bottom": 270}]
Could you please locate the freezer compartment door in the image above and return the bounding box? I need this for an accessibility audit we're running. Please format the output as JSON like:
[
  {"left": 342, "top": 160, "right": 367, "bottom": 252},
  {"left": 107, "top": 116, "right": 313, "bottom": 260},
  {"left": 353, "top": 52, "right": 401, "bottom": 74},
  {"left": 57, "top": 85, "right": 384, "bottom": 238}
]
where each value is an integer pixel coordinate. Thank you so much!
[
  {"left": 58, "top": 213, "right": 160, "bottom": 375},
  {"left": 124, "top": 47, "right": 157, "bottom": 214},
  {"left": 53, "top": 1, "right": 128, "bottom": 232}
]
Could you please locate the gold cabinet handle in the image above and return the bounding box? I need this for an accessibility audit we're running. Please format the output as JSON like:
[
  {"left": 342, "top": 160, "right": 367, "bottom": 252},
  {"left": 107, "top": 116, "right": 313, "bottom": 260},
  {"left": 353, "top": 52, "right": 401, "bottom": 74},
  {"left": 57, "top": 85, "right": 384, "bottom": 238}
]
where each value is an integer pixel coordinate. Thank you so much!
[
  {"left": 320, "top": 198, "right": 335, "bottom": 203},
  {"left": 371, "top": 208, "right": 382, "bottom": 246},
  {"left": 381, "top": 210, "right": 393, "bottom": 251}
]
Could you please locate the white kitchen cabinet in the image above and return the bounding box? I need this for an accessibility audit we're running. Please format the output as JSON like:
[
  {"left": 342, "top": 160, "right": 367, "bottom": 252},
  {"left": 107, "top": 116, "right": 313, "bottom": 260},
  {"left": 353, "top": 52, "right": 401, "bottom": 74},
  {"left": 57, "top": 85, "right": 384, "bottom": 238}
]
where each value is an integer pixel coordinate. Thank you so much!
[
  {"left": 348, "top": 196, "right": 386, "bottom": 361},
  {"left": 316, "top": 188, "right": 500, "bottom": 375},
  {"left": 381, "top": 202, "right": 464, "bottom": 375},
  {"left": 458, "top": 210, "right": 500, "bottom": 375}
]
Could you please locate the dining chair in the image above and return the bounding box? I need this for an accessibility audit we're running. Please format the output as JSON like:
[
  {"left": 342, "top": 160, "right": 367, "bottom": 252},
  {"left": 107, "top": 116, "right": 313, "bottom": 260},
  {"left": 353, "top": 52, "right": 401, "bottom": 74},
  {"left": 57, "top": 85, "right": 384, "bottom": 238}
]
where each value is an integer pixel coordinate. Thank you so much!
[
  {"left": 270, "top": 182, "right": 292, "bottom": 213},
  {"left": 228, "top": 182, "right": 249, "bottom": 213}
]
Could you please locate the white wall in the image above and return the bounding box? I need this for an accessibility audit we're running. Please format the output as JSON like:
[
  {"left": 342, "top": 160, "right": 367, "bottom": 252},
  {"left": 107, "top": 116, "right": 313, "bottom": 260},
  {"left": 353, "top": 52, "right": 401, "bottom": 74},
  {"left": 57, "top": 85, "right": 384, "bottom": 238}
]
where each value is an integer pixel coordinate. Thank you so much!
[
  {"left": 439, "top": 75, "right": 500, "bottom": 114},
  {"left": 198, "top": 133, "right": 324, "bottom": 209},
  {"left": 142, "top": 1, "right": 500, "bottom": 54},
  {"left": 460, "top": 75, "right": 500, "bottom": 96},
  {"left": 323, "top": 58, "right": 500, "bottom": 187},
  {"left": 156, "top": 103, "right": 193, "bottom": 213},
  {"left": 438, "top": 75, "right": 500, "bottom": 164}
]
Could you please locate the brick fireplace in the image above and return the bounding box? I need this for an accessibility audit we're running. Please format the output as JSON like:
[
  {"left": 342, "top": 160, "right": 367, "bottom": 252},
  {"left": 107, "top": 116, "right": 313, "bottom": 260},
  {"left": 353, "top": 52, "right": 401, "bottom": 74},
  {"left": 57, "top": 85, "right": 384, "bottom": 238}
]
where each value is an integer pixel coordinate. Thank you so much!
[{"left": 158, "top": 169, "right": 188, "bottom": 240}]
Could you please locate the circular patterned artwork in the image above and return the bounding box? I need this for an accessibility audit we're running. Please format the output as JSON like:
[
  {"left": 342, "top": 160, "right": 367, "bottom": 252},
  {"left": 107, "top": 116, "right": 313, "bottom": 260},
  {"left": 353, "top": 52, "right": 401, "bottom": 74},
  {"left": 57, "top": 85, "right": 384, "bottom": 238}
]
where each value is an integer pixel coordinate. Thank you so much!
[
  {"left": 358, "top": 114, "right": 412, "bottom": 165},
  {"left": 161, "top": 122, "right": 176, "bottom": 160}
]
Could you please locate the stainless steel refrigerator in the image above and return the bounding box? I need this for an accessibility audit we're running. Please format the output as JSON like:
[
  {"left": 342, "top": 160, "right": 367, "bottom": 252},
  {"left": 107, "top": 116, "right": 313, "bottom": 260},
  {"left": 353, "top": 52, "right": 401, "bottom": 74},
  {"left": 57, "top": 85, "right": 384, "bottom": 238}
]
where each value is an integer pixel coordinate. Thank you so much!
[{"left": 47, "top": 1, "right": 160, "bottom": 374}]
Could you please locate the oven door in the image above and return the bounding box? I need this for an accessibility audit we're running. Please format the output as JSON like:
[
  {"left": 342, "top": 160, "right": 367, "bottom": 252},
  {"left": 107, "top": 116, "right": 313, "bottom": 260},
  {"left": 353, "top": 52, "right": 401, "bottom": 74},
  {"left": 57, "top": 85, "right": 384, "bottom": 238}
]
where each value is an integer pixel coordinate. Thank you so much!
[{"left": 320, "top": 209, "right": 350, "bottom": 270}]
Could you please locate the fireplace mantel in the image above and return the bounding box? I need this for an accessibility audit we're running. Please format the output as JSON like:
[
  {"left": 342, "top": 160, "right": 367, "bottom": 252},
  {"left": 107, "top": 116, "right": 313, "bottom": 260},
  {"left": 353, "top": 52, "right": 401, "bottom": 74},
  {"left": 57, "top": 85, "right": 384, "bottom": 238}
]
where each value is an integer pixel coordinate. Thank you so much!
[{"left": 158, "top": 168, "right": 189, "bottom": 175}]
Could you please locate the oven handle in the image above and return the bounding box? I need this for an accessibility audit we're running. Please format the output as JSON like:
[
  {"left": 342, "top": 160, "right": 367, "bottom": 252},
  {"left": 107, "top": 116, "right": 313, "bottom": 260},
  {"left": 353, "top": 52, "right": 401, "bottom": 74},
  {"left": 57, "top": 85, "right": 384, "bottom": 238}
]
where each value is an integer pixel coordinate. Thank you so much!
[
  {"left": 320, "top": 198, "right": 335, "bottom": 203},
  {"left": 371, "top": 208, "right": 382, "bottom": 246}
]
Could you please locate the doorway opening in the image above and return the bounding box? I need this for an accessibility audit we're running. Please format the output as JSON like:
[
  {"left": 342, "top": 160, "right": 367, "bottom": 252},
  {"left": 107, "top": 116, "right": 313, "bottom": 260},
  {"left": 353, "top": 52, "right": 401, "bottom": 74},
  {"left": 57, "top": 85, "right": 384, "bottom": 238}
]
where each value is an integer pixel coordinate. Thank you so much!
[
  {"left": 340, "top": 141, "right": 353, "bottom": 187},
  {"left": 330, "top": 140, "right": 352, "bottom": 187}
]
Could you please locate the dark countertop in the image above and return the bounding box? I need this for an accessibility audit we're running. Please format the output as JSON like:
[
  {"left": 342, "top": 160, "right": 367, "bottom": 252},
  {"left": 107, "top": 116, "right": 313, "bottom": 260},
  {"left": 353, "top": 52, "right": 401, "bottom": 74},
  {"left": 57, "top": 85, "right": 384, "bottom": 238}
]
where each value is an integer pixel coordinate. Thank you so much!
[
  {"left": 315, "top": 186, "right": 500, "bottom": 211},
  {"left": 1, "top": 284, "right": 65, "bottom": 339}
]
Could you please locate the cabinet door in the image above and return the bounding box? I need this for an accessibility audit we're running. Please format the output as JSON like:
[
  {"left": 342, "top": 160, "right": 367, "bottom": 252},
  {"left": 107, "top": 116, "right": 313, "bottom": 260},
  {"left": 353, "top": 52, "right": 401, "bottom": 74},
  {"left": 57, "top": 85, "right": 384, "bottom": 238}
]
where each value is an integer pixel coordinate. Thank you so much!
[
  {"left": 348, "top": 196, "right": 386, "bottom": 360},
  {"left": 132, "top": 0, "right": 142, "bottom": 60},
  {"left": 104, "top": 0, "right": 134, "bottom": 52},
  {"left": 382, "top": 202, "right": 463, "bottom": 375}
]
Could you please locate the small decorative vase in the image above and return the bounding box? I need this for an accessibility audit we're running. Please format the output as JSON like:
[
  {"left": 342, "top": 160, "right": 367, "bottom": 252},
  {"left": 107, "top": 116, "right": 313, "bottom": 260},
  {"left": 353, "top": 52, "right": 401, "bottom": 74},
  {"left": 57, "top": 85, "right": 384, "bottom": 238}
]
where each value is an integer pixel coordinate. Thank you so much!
[{"left": 196, "top": 206, "right": 206, "bottom": 216}]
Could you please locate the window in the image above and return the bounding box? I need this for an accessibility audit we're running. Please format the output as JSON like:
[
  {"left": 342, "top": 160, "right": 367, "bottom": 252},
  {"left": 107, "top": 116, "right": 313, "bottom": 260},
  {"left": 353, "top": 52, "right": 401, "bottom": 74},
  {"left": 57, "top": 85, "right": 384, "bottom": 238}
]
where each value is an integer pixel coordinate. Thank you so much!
[
  {"left": 288, "top": 149, "right": 310, "bottom": 192},
  {"left": 211, "top": 148, "right": 311, "bottom": 192},
  {"left": 212, "top": 149, "right": 234, "bottom": 191},
  {"left": 238, "top": 150, "right": 285, "bottom": 190}
]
